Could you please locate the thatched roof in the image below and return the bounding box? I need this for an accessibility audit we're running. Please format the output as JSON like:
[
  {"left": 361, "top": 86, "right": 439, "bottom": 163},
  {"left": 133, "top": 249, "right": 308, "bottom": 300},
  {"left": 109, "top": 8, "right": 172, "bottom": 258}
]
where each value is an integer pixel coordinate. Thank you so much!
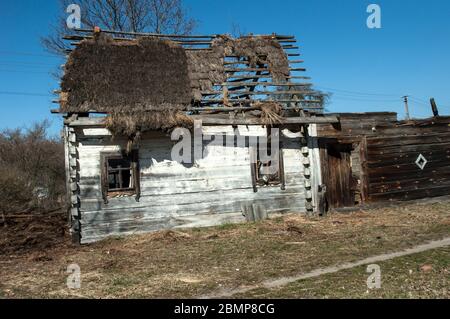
[
  {"left": 60, "top": 33, "right": 294, "bottom": 113},
  {"left": 60, "top": 33, "right": 192, "bottom": 113},
  {"left": 59, "top": 31, "right": 323, "bottom": 141}
]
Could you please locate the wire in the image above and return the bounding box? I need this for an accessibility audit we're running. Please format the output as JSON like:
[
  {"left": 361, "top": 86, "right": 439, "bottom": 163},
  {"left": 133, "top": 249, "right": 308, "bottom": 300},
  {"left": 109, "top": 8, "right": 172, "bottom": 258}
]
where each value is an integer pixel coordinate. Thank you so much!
[
  {"left": 318, "top": 86, "right": 450, "bottom": 111},
  {"left": 0, "top": 61, "right": 57, "bottom": 67},
  {"left": 0, "top": 50, "right": 60, "bottom": 59},
  {"left": 0, "top": 91, "right": 52, "bottom": 97},
  {"left": 316, "top": 85, "right": 399, "bottom": 98},
  {"left": 330, "top": 94, "right": 401, "bottom": 103},
  {"left": 410, "top": 96, "right": 450, "bottom": 110},
  {"left": 409, "top": 96, "right": 429, "bottom": 105},
  {"left": 0, "top": 69, "right": 53, "bottom": 74}
]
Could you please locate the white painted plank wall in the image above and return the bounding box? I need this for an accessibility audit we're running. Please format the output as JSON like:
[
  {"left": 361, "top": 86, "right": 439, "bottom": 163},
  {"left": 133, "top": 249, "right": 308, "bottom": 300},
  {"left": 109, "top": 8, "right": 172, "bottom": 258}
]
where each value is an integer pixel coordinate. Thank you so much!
[{"left": 76, "top": 126, "right": 307, "bottom": 243}]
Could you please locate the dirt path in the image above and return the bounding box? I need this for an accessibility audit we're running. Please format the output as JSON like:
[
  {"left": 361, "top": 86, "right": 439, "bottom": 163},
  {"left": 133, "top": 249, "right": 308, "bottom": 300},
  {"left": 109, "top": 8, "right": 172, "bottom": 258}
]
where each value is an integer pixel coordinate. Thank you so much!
[{"left": 200, "top": 237, "right": 450, "bottom": 299}]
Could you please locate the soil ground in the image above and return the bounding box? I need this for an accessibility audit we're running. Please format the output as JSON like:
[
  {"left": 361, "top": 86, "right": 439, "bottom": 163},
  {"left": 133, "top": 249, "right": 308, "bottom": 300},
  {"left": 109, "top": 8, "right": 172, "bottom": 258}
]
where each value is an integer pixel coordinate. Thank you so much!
[{"left": 0, "top": 201, "right": 449, "bottom": 298}]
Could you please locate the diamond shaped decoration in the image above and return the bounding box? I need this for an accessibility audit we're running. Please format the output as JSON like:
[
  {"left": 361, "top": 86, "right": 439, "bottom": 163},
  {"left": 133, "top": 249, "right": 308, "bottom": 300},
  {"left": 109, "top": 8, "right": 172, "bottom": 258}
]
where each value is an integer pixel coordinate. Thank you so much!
[{"left": 415, "top": 154, "right": 428, "bottom": 170}]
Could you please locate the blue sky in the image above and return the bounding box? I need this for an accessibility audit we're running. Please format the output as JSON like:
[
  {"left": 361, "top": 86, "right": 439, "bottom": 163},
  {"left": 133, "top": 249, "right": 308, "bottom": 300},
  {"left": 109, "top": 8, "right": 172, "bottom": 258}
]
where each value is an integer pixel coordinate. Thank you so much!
[{"left": 1, "top": 0, "right": 450, "bottom": 136}]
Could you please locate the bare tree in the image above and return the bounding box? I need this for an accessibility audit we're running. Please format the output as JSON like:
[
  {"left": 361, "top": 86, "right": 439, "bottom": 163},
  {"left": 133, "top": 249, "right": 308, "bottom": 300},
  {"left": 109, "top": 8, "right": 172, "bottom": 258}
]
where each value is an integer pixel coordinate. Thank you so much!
[
  {"left": 0, "top": 120, "right": 66, "bottom": 220},
  {"left": 230, "top": 22, "right": 247, "bottom": 38},
  {"left": 42, "top": 0, "right": 197, "bottom": 56}
]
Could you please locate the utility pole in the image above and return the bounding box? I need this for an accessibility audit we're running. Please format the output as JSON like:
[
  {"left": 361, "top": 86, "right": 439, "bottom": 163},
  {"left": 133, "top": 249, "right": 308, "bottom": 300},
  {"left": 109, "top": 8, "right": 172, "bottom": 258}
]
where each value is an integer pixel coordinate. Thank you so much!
[{"left": 402, "top": 95, "right": 410, "bottom": 120}]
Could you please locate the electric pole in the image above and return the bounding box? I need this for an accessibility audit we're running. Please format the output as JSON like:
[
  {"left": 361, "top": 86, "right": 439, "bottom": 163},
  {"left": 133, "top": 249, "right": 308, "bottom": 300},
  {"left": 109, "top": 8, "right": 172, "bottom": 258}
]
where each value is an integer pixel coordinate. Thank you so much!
[{"left": 402, "top": 95, "right": 410, "bottom": 120}]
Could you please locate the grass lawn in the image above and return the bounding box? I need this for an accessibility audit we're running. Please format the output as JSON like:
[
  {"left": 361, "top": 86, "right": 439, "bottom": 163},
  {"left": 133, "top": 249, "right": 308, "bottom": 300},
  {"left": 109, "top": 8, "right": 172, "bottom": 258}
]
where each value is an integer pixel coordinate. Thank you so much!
[
  {"left": 0, "top": 201, "right": 449, "bottom": 298},
  {"left": 236, "top": 247, "right": 449, "bottom": 299}
]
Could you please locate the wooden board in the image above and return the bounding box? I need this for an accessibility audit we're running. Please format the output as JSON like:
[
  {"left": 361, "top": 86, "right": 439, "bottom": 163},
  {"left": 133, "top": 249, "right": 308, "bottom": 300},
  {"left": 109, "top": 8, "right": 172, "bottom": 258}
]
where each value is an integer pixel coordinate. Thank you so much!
[
  {"left": 75, "top": 127, "right": 309, "bottom": 243},
  {"left": 317, "top": 113, "right": 450, "bottom": 205}
]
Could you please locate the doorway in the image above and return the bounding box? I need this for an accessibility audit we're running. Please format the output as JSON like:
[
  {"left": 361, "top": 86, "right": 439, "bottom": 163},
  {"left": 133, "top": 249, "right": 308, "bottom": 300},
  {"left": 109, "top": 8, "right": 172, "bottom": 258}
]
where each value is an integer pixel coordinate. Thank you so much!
[{"left": 322, "top": 143, "right": 358, "bottom": 209}]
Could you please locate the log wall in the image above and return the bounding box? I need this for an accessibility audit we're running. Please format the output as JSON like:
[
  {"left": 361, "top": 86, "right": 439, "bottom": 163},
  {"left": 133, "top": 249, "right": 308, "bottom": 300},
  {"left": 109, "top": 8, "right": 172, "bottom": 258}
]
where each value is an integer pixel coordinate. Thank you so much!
[{"left": 74, "top": 126, "right": 309, "bottom": 243}]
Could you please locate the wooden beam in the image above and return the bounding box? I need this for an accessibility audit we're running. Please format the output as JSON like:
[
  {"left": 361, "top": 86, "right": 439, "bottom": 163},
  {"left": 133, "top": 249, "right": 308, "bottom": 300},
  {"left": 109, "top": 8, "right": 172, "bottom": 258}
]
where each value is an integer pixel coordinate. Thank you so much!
[
  {"left": 73, "top": 28, "right": 216, "bottom": 39},
  {"left": 191, "top": 115, "right": 339, "bottom": 125},
  {"left": 68, "top": 37, "right": 214, "bottom": 46},
  {"left": 189, "top": 105, "right": 320, "bottom": 112},
  {"left": 200, "top": 98, "right": 323, "bottom": 104},
  {"left": 201, "top": 90, "right": 320, "bottom": 96},
  {"left": 66, "top": 114, "right": 338, "bottom": 127},
  {"left": 275, "top": 39, "right": 297, "bottom": 43},
  {"left": 430, "top": 98, "right": 439, "bottom": 117},
  {"left": 223, "top": 61, "right": 254, "bottom": 66},
  {"left": 222, "top": 82, "right": 312, "bottom": 87},
  {"left": 227, "top": 75, "right": 311, "bottom": 81},
  {"left": 65, "top": 35, "right": 215, "bottom": 44},
  {"left": 225, "top": 67, "right": 306, "bottom": 72},
  {"left": 359, "top": 136, "right": 370, "bottom": 203},
  {"left": 240, "top": 34, "right": 295, "bottom": 40},
  {"left": 222, "top": 60, "right": 305, "bottom": 67}
]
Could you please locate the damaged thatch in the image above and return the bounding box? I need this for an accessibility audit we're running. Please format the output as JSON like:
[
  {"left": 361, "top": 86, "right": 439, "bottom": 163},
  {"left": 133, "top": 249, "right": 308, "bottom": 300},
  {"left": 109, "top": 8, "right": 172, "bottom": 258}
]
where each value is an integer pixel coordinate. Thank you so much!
[
  {"left": 60, "top": 33, "right": 192, "bottom": 113},
  {"left": 220, "top": 36, "right": 290, "bottom": 81},
  {"left": 105, "top": 111, "right": 194, "bottom": 152},
  {"left": 186, "top": 35, "right": 291, "bottom": 101},
  {"left": 61, "top": 33, "right": 292, "bottom": 108},
  {"left": 105, "top": 111, "right": 193, "bottom": 136},
  {"left": 186, "top": 49, "right": 225, "bottom": 102},
  {"left": 61, "top": 33, "right": 294, "bottom": 139},
  {"left": 256, "top": 101, "right": 284, "bottom": 125}
]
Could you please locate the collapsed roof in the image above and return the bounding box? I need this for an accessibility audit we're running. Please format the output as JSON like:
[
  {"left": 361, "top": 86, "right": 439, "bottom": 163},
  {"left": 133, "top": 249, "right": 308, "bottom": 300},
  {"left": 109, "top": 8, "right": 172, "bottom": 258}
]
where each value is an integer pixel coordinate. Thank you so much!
[{"left": 60, "top": 30, "right": 324, "bottom": 115}]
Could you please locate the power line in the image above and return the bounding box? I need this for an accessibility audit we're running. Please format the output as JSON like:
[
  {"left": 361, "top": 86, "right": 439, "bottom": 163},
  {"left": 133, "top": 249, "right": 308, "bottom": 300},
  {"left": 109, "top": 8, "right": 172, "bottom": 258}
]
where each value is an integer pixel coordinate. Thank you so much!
[
  {"left": 410, "top": 95, "right": 429, "bottom": 103},
  {"left": 316, "top": 85, "right": 399, "bottom": 98},
  {"left": 0, "top": 61, "right": 57, "bottom": 67},
  {"left": 410, "top": 96, "right": 450, "bottom": 110},
  {"left": 319, "top": 86, "right": 450, "bottom": 111},
  {"left": 0, "top": 69, "right": 52, "bottom": 74},
  {"left": 0, "top": 91, "right": 53, "bottom": 97},
  {"left": 0, "top": 50, "right": 60, "bottom": 59},
  {"left": 330, "top": 95, "right": 401, "bottom": 103}
]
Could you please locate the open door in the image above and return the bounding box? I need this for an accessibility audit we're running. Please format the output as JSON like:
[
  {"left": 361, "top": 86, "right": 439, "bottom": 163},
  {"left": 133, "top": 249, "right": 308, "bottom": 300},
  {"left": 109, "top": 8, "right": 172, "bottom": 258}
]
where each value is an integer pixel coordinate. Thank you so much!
[{"left": 321, "top": 143, "right": 357, "bottom": 209}]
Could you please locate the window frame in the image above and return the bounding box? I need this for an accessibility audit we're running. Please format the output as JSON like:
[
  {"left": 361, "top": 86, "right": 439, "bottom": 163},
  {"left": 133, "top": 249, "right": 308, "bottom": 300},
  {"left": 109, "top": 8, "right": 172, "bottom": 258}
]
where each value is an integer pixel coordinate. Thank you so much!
[
  {"left": 250, "top": 144, "right": 285, "bottom": 192},
  {"left": 100, "top": 150, "right": 140, "bottom": 204}
]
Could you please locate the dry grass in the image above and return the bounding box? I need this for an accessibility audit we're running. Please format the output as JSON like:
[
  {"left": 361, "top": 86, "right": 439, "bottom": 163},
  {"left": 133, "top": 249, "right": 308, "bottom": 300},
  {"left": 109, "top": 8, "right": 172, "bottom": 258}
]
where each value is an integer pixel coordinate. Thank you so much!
[
  {"left": 257, "top": 101, "right": 284, "bottom": 125},
  {"left": 239, "top": 247, "right": 449, "bottom": 299},
  {"left": 105, "top": 111, "right": 194, "bottom": 137},
  {"left": 0, "top": 201, "right": 449, "bottom": 299}
]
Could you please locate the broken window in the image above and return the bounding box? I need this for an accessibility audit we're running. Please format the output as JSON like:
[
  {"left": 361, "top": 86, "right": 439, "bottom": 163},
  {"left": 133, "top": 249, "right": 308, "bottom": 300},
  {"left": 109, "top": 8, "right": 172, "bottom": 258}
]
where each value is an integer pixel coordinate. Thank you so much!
[
  {"left": 250, "top": 145, "right": 285, "bottom": 192},
  {"left": 101, "top": 150, "right": 140, "bottom": 203},
  {"left": 107, "top": 157, "right": 133, "bottom": 191}
]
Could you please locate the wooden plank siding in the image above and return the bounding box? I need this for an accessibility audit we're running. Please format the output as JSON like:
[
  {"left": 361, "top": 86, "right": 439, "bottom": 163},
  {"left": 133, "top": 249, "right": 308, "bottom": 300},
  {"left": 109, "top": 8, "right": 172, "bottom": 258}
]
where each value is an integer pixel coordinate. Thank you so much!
[
  {"left": 75, "top": 126, "right": 309, "bottom": 243},
  {"left": 317, "top": 113, "right": 450, "bottom": 207},
  {"left": 365, "top": 128, "right": 450, "bottom": 201}
]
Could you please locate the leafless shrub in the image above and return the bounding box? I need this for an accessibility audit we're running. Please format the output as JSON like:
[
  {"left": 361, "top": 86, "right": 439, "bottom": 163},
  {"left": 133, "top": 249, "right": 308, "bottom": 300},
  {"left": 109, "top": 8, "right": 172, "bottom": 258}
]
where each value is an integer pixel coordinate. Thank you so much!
[{"left": 0, "top": 121, "right": 65, "bottom": 222}]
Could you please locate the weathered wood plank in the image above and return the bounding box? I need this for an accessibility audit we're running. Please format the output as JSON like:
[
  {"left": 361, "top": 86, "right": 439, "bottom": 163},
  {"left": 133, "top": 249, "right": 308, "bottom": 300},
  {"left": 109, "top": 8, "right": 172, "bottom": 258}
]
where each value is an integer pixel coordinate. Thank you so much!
[
  {"left": 369, "top": 184, "right": 450, "bottom": 202},
  {"left": 75, "top": 125, "right": 309, "bottom": 242},
  {"left": 80, "top": 193, "right": 306, "bottom": 225}
]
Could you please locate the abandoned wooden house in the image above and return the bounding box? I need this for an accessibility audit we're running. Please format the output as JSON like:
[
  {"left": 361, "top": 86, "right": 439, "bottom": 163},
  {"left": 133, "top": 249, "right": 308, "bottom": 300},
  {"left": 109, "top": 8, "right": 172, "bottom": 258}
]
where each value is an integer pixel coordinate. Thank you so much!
[{"left": 53, "top": 28, "right": 450, "bottom": 244}]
